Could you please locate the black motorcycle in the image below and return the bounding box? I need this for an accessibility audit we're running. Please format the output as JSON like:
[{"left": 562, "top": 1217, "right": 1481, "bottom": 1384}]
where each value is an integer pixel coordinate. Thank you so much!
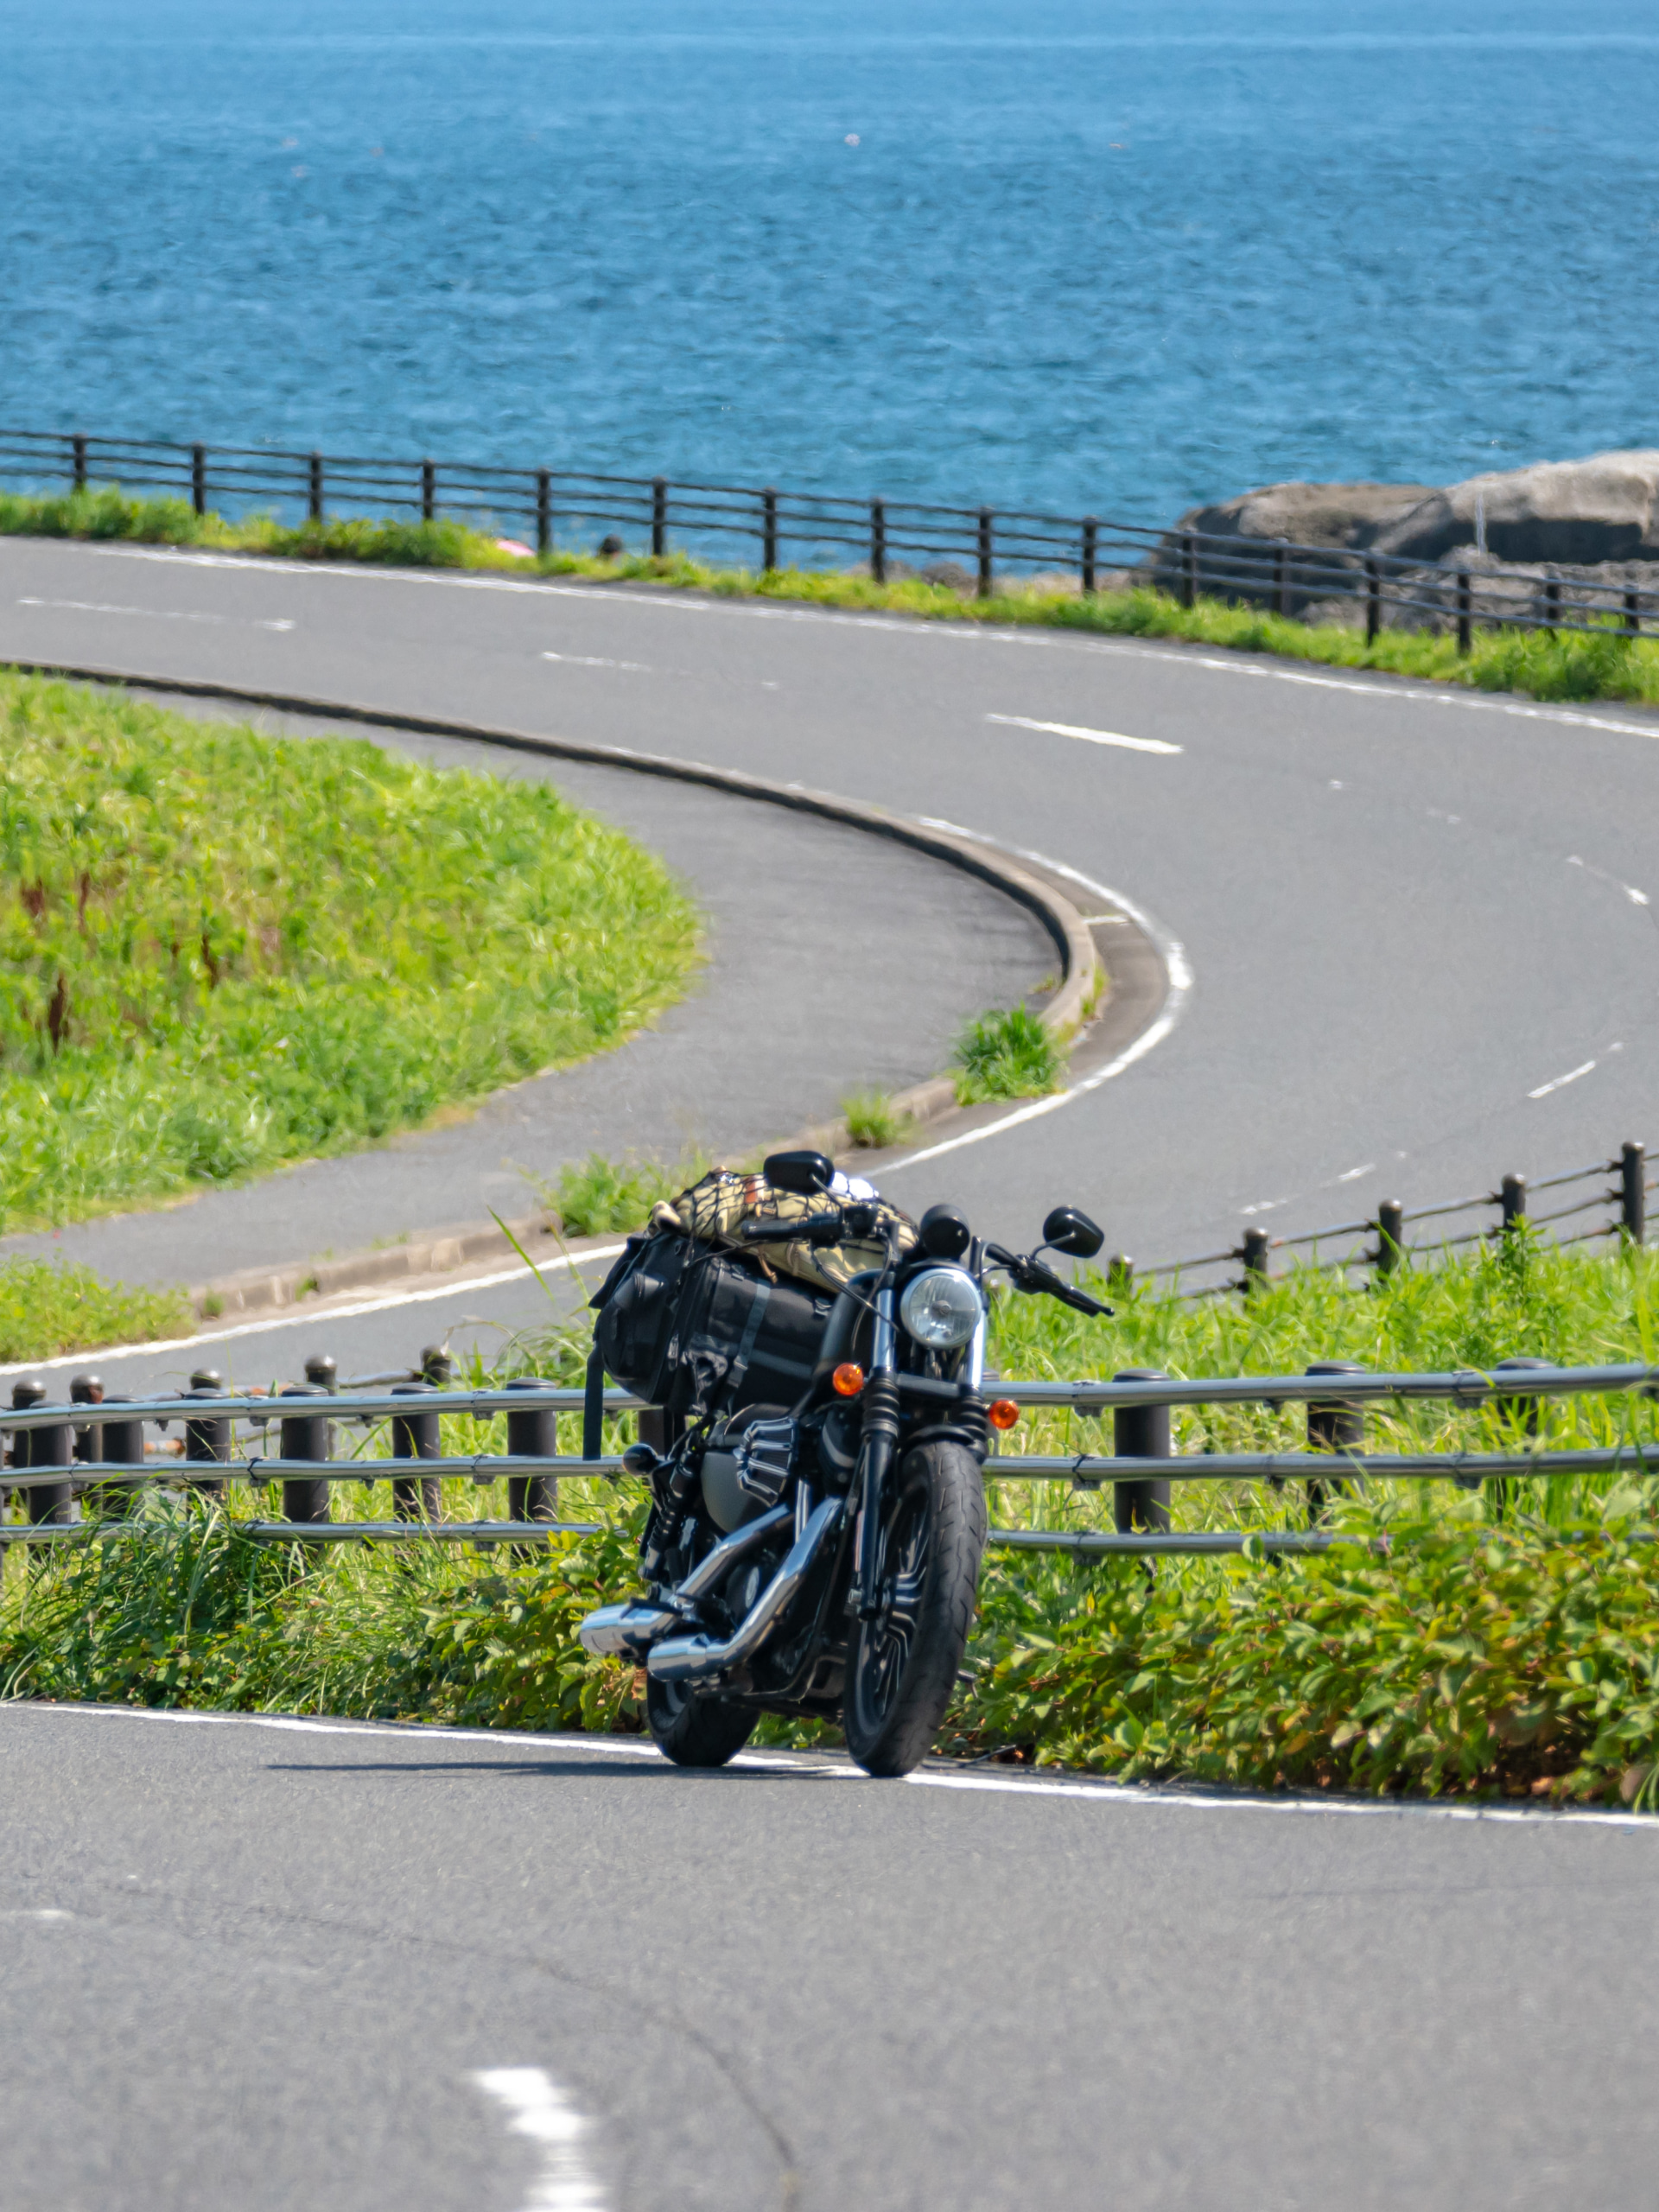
[{"left": 577, "top": 1147, "right": 1109, "bottom": 1777}]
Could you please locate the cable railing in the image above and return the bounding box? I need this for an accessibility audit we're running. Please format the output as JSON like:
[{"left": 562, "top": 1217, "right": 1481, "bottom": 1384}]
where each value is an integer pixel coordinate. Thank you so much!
[{"left": 2, "top": 424, "right": 1655, "bottom": 649}]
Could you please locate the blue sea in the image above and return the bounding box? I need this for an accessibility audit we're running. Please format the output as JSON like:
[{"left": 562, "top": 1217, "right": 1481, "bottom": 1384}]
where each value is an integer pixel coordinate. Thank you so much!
[{"left": 4, "top": 0, "right": 1658, "bottom": 526}]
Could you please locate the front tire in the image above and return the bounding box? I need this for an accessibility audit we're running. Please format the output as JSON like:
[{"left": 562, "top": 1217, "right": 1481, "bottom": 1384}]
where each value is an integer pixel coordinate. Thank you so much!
[
  {"left": 645, "top": 1673, "right": 757, "bottom": 1769},
  {"left": 844, "top": 1440, "right": 986, "bottom": 1777}
]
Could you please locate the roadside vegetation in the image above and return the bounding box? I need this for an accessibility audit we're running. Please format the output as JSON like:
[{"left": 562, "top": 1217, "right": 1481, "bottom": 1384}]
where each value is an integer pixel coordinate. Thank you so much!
[
  {"left": 953, "top": 1005, "right": 1065, "bottom": 1103},
  {"left": 0, "top": 674, "right": 701, "bottom": 1230},
  {"left": 7, "top": 1232, "right": 1659, "bottom": 1807},
  {"left": 0, "top": 1256, "right": 192, "bottom": 1363},
  {"left": 5, "top": 486, "right": 1656, "bottom": 710}
]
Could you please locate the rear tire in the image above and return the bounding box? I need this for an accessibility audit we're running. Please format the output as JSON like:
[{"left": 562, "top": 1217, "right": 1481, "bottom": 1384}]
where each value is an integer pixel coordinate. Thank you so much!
[
  {"left": 844, "top": 1440, "right": 986, "bottom": 1777},
  {"left": 645, "top": 1673, "right": 757, "bottom": 1769}
]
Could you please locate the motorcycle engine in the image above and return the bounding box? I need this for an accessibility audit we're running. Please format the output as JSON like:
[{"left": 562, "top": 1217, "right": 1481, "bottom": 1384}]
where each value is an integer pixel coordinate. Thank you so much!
[{"left": 700, "top": 1406, "right": 796, "bottom": 1533}]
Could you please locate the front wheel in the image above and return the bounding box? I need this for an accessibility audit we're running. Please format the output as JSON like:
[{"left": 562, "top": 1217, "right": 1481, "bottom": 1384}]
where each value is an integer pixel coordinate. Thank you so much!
[
  {"left": 645, "top": 1673, "right": 757, "bottom": 1769},
  {"left": 844, "top": 1440, "right": 986, "bottom": 1777}
]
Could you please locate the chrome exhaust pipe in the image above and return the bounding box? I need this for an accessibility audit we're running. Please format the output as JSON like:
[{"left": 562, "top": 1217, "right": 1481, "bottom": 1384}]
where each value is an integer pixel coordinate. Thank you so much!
[
  {"left": 647, "top": 1497, "right": 842, "bottom": 1686},
  {"left": 576, "top": 1503, "right": 792, "bottom": 1657}
]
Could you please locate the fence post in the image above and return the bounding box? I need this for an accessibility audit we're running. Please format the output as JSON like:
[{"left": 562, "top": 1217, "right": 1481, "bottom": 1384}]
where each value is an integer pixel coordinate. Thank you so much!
[
  {"left": 652, "top": 477, "right": 668, "bottom": 558},
  {"left": 1544, "top": 576, "right": 1561, "bottom": 633},
  {"left": 505, "top": 1376, "right": 558, "bottom": 1530},
  {"left": 190, "top": 443, "right": 207, "bottom": 518},
  {"left": 421, "top": 459, "right": 435, "bottom": 523},
  {"left": 95, "top": 1395, "right": 145, "bottom": 1520},
  {"left": 70, "top": 1374, "right": 103, "bottom": 1471},
  {"left": 1374, "top": 1199, "right": 1405, "bottom": 1280},
  {"left": 1499, "top": 1173, "right": 1527, "bottom": 1234},
  {"left": 1112, "top": 1370, "right": 1171, "bottom": 1535},
  {"left": 308, "top": 451, "right": 324, "bottom": 523},
  {"left": 1306, "top": 1361, "right": 1364, "bottom": 1525},
  {"left": 1456, "top": 570, "right": 1472, "bottom": 654},
  {"left": 185, "top": 1368, "right": 229, "bottom": 1497},
  {"left": 1365, "top": 556, "right": 1382, "bottom": 645},
  {"left": 536, "top": 469, "right": 552, "bottom": 556},
  {"left": 1622, "top": 1141, "right": 1646, "bottom": 1243},
  {"left": 390, "top": 1382, "right": 441, "bottom": 1523},
  {"left": 870, "top": 498, "right": 887, "bottom": 585},
  {"left": 305, "top": 1352, "right": 339, "bottom": 1395},
  {"left": 1181, "top": 531, "right": 1198, "bottom": 609},
  {"left": 760, "top": 486, "right": 779, "bottom": 574},
  {"left": 977, "top": 509, "right": 995, "bottom": 599},
  {"left": 278, "top": 1383, "right": 333, "bottom": 1526},
  {"left": 1626, "top": 588, "right": 1642, "bottom": 639},
  {"left": 1106, "top": 1254, "right": 1134, "bottom": 1296},
  {"left": 421, "top": 1344, "right": 452, "bottom": 1389},
  {"left": 1081, "top": 517, "right": 1098, "bottom": 596},
  {"left": 72, "top": 433, "right": 87, "bottom": 493},
  {"left": 14, "top": 1378, "right": 74, "bottom": 1529},
  {"left": 1488, "top": 1355, "right": 1551, "bottom": 1514},
  {"left": 1241, "top": 1226, "right": 1271, "bottom": 1292},
  {"left": 1273, "top": 541, "right": 1288, "bottom": 618}
]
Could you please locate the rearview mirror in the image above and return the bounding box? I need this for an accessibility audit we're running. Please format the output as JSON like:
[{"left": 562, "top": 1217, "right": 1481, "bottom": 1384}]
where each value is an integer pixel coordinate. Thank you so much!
[
  {"left": 765, "top": 1149, "right": 834, "bottom": 1197},
  {"left": 1042, "top": 1205, "right": 1104, "bottom": 1260}
]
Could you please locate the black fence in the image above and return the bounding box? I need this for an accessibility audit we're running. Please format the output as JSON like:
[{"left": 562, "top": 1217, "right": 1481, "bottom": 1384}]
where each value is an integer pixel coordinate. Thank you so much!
[{"left": 2, "top": 425, "right": 1654, "bottom": 650}]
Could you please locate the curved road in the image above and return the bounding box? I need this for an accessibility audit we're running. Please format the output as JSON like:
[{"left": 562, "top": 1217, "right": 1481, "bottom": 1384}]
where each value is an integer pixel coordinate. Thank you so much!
[{"left": 6, "top": 543, "right": 1659, "bottom": 2209}]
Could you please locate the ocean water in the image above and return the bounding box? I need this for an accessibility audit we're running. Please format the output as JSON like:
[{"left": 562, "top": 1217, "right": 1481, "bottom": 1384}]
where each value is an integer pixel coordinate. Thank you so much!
[{"left": 3, "top": 0, "right": 1658, "bottom": 528}]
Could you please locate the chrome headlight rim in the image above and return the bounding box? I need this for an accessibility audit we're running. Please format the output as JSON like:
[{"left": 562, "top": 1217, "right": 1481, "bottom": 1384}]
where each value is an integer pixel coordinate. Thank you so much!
[{"left": 898, "top": 1264, "right": 984, "bottom": 1351}]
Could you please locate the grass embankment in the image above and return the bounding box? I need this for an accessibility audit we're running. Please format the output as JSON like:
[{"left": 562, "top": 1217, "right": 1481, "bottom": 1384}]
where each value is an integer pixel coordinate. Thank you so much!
[
  {"left": 0, "top": 674, "right": 701, "bottom": 1232},
  {"left": 8, "top": 1235, "right": 1659, "bottom": 1806},
  {"left": 7, "top": 485, "right": 1656, "bottom": 709}
]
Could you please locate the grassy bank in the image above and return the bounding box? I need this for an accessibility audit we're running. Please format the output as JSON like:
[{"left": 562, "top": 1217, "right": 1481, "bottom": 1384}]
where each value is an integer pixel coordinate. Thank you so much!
[
  {"left": 0, "top": 1256, "right": 192, "bottom": 1363},
  {"left": 6, "top": 486, "right": 1657, "bottom": 710},
  {"left": 7, "top": 1234, "right": 1659, "bottom": 1805},
  {"left": 0, "top": 674, "right": 701, "bottom": 1230}
]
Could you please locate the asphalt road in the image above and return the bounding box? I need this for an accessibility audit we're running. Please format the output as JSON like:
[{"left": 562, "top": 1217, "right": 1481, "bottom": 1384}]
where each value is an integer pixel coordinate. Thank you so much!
[{"left": 6, "top": 1702, "right": 1659, "bottom": 2212}]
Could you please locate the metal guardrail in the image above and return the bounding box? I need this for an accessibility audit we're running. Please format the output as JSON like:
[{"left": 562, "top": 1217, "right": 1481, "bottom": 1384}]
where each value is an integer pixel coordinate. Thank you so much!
[{"left": 2, "top": 424, "right": 1655, "bottom": 650}]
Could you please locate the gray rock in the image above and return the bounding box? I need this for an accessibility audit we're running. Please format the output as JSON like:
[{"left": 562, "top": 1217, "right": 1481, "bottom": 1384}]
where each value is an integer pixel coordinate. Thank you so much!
[
  {"left": 1370, "top": 451, "right": 1659, "bottom": 566},
  {"left": 1168, "top": 478, "right": 1439, "bottom": 552}
]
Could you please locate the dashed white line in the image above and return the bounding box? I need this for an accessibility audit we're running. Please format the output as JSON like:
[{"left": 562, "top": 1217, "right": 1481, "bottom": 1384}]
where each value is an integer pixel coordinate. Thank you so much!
[
  {"left": 1529, "top": 1060, "right": 1597, "bottom": 1099},
  {"left": 541, "top": 652, "right": 651, "bottom": 671},
  {"left": 473, "top": 2069, "right": 607, "bottom": 2212},
  {"left": 18, "top": 595, "right": 293, "bottom": 631},
  {"left": 1337, "top": 1163, "right": 1375, "bottom": 1184},
  {"left": 985, "top": 712, "right": 1183, "bottom": 755}
]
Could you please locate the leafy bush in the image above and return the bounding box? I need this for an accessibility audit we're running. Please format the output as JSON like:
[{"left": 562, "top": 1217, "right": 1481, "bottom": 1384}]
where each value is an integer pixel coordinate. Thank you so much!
[{"left": 953, "top": 1005, "right": 1063, "bottom": 1103}]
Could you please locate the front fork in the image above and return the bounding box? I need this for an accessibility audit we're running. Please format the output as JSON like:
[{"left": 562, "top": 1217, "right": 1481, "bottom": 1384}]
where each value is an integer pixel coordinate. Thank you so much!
[{"left": 853, "top": 1283, "right": 900, "bottom": 1621}]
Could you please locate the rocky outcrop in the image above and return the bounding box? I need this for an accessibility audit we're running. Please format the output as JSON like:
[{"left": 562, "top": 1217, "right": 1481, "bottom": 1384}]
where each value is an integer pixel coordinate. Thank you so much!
[
  {"left": 1369, "top": 452, "right": 1659, "bottom": 566},
  {"left": 1168, "top": 478, "right": 1438, "bottom": 553}
]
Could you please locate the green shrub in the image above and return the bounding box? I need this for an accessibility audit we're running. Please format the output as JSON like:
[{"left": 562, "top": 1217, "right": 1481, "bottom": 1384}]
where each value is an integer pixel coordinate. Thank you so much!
[
  {"left": 841, "top": 1090, "right": 915, "bottom": 1149},
  {"left": 953, "top": 1006, "right": 1064, "bottom": 1103},
  {"left": 546, "top": 1152, "right": 702, "bottom": 1237}
]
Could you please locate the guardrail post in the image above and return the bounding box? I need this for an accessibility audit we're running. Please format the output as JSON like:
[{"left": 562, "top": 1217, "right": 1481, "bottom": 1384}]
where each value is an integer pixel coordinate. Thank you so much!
[
  {"left": 1306, "top": 1361, "right": 1364, "bottom": 1524},
  {"left": 1241, "top": 1227, "right": 1271, "bottom": 1293},
  {"left": 72, "top": 433, "right": 87, "bottom": 493},
  {"left": 1500, "top": 1173, "right": 1527, "bottom": 1234},
  {"left": 190, "top": 444, "right": 207, "bottom": 518},
  {"left": 1622, "top": 1141, "right": 1646, "bottom": 1243},
  {"left": 13, "top": 1378, "right": 74, "bottom": 1529},
  {"left": 96, "top": 1395, "right": 145, "bottom": 1519},
  {"left": 978, "top": 509, "right": 995, "bottom": 598},
  {"left": 1273, "top": 541, "right": 1288, "bottom": 618},
  {"left": 421, "top": 459, "right": 436, "bottom": 523},
  {"left": 390, "top": 1382, "right": 441, "bottom": 1522},
  {"left": 421, "top": 1344, "right": 453, "bottom": 1388},
  {"left": 1081, "top": 517, "right": 1098, "bottom": 596},
  {"left": 1181, "top": 531, "right": 1197, "bottom": 608},
  {"left": 1365, "top": 556, "right": 1382, "bottom": 644},
  {"left": 1489, "top": 1355, "right": 1551, "bottom": 1515},
  {"left": 1112, "top": 1370, "right": 1171, "bottom": 1535},
  {"left": 1106, "top": 1254, "right": 1134, "bottom": 1296},
  {"left": 1374, "top": 1199, "right": 1405, "bottom": 1280},
  {"left": 761, "top": 487, "right": 779, "bottom": 574},
  {"left": 652, "top": 477, "right": 668, "bottom": 558},
  {"left": 870, "top": 498, "right": 887, "bottom": 585},
  {"left": 1456, "top": 571, "right": 1472, "bottom": 653},
  {"left": 1625, "top": 588, "right": 1641, "bottom": 638},
  {"left": 278, "top": 1383, "right": 333, "bottom": 1526},
  {"left": 536, "top": 469, "right": 552, "bottom": 556},
  {"left": 185, "top": 1368, "right": 229, "bottom": 1497},
  {"left": 1544, "top": 576, "right": 1561, "bottom": 633},
  {"left": 505, "top": 1376, "right": 558, "bottom": 1529},
  {"left": 70, "top": 1374, "right": 103, "bottom": 1472},
  {"left": 305, "top": 1352, "right": 339, "bottom": 1395},
  {"left": 308, "top": 450, "right": 324, "bottom": 523}
]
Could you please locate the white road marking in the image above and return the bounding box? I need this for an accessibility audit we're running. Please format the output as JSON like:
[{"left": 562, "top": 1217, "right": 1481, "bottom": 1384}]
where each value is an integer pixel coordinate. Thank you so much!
[
  {"left": 28, "top": 1707, "right": 1659, "bottom": 1832},
  {"left": 473, "top": 2069, "right": 607, "bottom": 2212},
  {"left": 985, "top": 712, "right": 1182, "bottom": 755},
  {"left": 1529, "top": 1060, "right": 1597, "bottom": 1099},
  {"left": 1566, "top": 854, "right": 1650, "bottom": 905},
  {"left": 18, "top": 594, "right": 293, "bottom": 631},
  {"left": 0, "top": 1244, "right": 626, "bottom": 1377},
  {"left": 67, "top": 541, "right": 1659, "bottom": 745},
  {"left": 1337, "top": 1163, "right": 1375, "bottom": 1183},
  {"left": 885, "top": 827, "right": 1193, "bottom": 1172},
  {"left": 541, "top": 652, "right": 651, "bottom": 671}
]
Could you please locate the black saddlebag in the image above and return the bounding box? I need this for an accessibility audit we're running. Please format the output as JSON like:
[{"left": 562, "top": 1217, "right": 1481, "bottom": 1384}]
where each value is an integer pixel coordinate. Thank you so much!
[{"left": 592, "top": 1233, "right": 832, "bottom": 1417}]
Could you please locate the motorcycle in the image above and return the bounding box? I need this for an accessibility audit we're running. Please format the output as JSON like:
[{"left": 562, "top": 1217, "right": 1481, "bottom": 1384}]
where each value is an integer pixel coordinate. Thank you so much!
[{"left": 576, "top": 1147, "right": 1110, "bottom": 1777}]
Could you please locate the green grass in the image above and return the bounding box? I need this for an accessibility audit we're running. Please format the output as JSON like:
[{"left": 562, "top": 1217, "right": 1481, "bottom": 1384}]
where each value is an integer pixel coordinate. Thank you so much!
[
  {"left": 11, "top": 1232, "right": 1659, "bottom": 1806},
  {"left": 6, "top": 485, "right": 1658, "bottom": 709},
  {"left": 0, "top": 673, "right": 702, "bottom": 1230},
  {"left": 840, "top": 1090, "right": 917, "bottom": 1149},
  {"left": 0, "top": 1256, "right": 193, "bottom": 1363},
  {"left": 953, "top": 1005, "right": 1065, "bottom": 1103},
  {"left": 543, "top": 1151, "right": 702, "bottom": 1238}
]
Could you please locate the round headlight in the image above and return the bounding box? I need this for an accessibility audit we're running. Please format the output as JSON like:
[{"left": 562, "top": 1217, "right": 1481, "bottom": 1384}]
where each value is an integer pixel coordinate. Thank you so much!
[{"left": 899, "top": 1265, "right": 983, "bottom": 1351}]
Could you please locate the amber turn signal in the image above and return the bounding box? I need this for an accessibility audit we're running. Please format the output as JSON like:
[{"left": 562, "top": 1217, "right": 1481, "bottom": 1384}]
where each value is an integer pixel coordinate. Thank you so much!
[
  {"left": 831, "top": 1363, "right": 865, "bottom": 1397},
  {"left": 987, "top": 1399, "right": 1020, "bottom": 1432}
]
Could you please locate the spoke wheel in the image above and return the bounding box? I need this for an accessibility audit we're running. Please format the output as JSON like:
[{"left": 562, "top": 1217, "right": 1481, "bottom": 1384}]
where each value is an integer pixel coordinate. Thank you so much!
[
  {"left": 844, "top": 1440, "right": 985, "bottom": 1778},
  {"left": 645, "top": 1674, "right": 757, "bottom": 1769}
]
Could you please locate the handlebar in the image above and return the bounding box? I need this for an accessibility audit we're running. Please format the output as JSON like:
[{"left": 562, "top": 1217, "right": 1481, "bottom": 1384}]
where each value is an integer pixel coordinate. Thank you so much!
[
  {"left": 740, "top": 1214, "right": 843, "bottom": 1248},
  {"left": 984, "top": 1243, "right": 1113, "bottom": 1319}
]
